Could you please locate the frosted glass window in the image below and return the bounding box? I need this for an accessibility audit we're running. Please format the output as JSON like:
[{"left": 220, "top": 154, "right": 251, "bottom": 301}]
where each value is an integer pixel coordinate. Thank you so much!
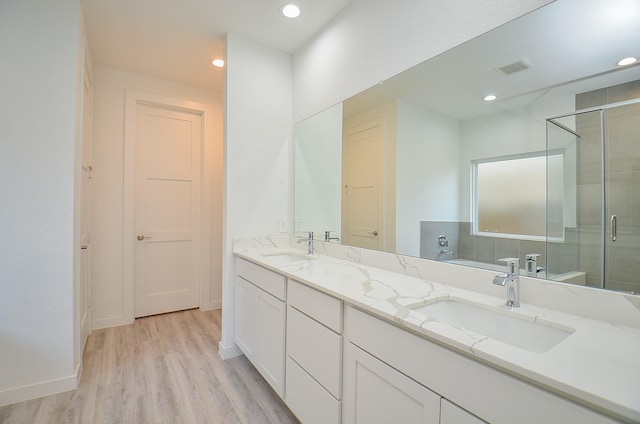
[{"left": 474, "top": 155, "right": 562, "bottom": 238}]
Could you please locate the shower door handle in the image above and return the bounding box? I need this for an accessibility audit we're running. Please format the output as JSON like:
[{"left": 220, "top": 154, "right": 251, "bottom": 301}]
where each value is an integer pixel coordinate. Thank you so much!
[{"left": 610, "top": 215, "right": 617, "bottom": 242}]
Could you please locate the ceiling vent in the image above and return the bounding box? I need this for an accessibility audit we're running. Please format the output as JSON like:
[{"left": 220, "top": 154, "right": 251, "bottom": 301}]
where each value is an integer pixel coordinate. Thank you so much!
[{"left": 495, "top": 58, "right": 533, "bottom": 75}]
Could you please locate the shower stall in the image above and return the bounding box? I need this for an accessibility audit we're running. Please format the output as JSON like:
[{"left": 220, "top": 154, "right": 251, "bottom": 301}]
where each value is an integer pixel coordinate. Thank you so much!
[{"left": 546, "top": 93, "right": 640, "bottom": 293}]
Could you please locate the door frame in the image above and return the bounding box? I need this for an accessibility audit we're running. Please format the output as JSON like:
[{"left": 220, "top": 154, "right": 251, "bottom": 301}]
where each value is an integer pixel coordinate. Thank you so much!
[
  {"left": 123, "top": 90, "right": 215, "bottom": 323},
  {"left": 79, "top": 51, "right": 93, "bottom": 344}
]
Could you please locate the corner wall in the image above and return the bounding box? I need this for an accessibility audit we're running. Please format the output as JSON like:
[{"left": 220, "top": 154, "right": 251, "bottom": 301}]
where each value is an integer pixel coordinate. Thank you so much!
[
  {"left": 220, "top": 35, "right": 293, "bottom": 358},
  {"left": 396, "top": 100, "right": 462, "bottom": 257}
]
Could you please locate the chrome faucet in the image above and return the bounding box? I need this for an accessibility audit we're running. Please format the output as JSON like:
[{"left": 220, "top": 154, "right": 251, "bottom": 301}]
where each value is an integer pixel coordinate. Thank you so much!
[
  {"left": 438, "top": 235, "right": 453, "bottom": 257},
  {"left": 492, "top": 258, "right": 520, "bottom": 308},
  {"left": 324, "top": 231, "right": 341, "bottom": 243},
  {"left": 297, "top": 231, "right": 315, "bottom": 255}
]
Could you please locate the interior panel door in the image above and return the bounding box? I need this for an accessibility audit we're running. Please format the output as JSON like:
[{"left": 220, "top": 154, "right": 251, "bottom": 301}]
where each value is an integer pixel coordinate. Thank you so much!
[
  {"left": 134, "top": 103, "right": 201, "bottom": 317},
  {"left": 343, "top": 123, "right": 383, "bottom": 250}
]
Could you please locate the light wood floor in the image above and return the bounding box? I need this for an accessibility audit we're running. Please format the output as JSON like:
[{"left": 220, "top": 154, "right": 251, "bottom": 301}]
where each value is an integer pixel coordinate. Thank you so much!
[{"left": 0, "top": 309, "right": 299, "bottom": 424}]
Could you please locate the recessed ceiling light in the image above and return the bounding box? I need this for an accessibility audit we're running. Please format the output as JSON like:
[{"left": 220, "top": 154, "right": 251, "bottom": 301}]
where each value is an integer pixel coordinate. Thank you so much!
[
  {"left": 212, "top": 59, "right": 225, "bottom": 68},
  {"left": 484, "top": 94, "right": 497, "bottom": 102},
  {"left": 617, "top": 57, "right": 638, "bottom": 66},
  {"left": 281, "top": 4, "right": 300, "bottom": 18}
]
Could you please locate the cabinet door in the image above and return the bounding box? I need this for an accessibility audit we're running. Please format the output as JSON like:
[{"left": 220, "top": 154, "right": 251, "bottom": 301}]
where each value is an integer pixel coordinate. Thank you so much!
[
  {"left": 256, "top": 289, "right": 286, "bottom": 397},
  {"left": 343, "top": 342, "right": 440, "bottom": 424},
  {"left": 286, "top": 357, "right": 342, "bottom": 424},
  {"left": 235, "top": 276, "right": 259, "bottom": 359},
  {"left": 441, "top": 399, "right": 486, "bottom": 424}
]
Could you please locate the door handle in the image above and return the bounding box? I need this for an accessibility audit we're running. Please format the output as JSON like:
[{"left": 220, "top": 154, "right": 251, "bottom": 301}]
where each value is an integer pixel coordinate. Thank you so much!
[
  {"left": 137, "top": 234, "right": 152, "bottom": 241},
  {"left": 610, "top": 215, "right": 617, "bottom": 242}
]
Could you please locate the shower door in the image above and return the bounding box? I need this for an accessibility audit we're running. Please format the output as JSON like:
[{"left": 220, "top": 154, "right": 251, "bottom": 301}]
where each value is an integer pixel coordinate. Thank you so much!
[
  {"left": 546, "top": 101, "right": 640, "bottom": 293},
  {"left": 603, "top": 102, "right": 640, "bottom": 293}
]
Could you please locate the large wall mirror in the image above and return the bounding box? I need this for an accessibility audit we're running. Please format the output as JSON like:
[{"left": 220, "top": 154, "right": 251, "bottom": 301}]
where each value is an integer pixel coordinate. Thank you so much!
[{"left": 294, "top": 0, "right": 640, "bottom": 294}]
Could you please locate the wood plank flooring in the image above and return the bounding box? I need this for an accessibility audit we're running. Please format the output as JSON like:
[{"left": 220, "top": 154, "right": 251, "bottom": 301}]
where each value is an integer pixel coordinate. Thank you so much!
[{"left": 0, "top": 309, "right": 300, "bottom": 424}]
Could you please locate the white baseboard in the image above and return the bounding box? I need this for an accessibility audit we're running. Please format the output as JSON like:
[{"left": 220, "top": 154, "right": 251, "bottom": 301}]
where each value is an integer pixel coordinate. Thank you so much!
[
  {"left": 92, "top": 315, "right": 133, "bottom": 330},
  {"left": 0, "top": 372, "right": 78, "bottom": 407},
  {"left": 200, "top": 299, "right": 222, "bottom": 311},
  {"left": 75, "top": 360, "right": 83, "bottom": 386},
  {"left": 218, "top": 341, "right": 243, "bottom": 360}
]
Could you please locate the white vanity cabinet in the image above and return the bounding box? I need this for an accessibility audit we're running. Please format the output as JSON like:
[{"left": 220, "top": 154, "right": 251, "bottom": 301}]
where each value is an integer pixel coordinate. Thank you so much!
[
  {"left": 235, "top": 258, "right": 286, "bottom": 397},
  {"left": 233, "top": 251, "right": 632, "bottom": 423},
  {"left": 285, "top": 279, "right": 343, "bottom": 424},
  {"left": 344, "top": 306, "right": 619, "bottom": 424}
]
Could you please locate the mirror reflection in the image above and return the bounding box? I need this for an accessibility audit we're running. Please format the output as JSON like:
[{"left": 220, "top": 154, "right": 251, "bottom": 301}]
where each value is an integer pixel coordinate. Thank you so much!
[{"left": 294, "top": 0, "right": 640, "bottom": 293}]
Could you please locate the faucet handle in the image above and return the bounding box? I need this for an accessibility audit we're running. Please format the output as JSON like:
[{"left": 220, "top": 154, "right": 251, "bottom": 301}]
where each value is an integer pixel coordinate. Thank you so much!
[
  {"left": 498, "top": 257, "right": 519, "bottom": 275},
  {"left": 525, "top": 253, "right": 542, "bottom": 276},
  {"left": 324, "top": 230, "right": 341, "bottom": 242}
]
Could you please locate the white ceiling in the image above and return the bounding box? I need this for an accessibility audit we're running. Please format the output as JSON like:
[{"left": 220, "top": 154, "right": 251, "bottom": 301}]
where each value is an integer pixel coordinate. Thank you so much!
[
  {"left": 81, "top": 0, "right": 352, "bottom": 91},
  {"left": 344, "top": 0, "right": 640, "bottom": 121}
]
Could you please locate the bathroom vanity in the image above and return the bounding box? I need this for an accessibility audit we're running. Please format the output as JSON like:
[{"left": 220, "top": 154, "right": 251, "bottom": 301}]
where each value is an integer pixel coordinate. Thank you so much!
[{"left": 233, "top": 236, "right": 640, "bottom": 424}]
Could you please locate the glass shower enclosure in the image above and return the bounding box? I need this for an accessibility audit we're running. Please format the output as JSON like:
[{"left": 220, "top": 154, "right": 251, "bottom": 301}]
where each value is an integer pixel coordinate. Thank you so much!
[{"left": 546, "top": 99, "right": 640, "bottom": 293}]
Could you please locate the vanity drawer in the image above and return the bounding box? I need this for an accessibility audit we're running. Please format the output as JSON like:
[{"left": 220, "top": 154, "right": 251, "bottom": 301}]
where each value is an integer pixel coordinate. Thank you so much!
[
  {"left": 287, "top": 306, "right": 342, "bottom": 398},
  {"left": 236, "top": 257, "right": 286, "bottom": 300},
  {"left": 288, "top": 279, "right": 343, "bottom": 332},
  {"left": 286, "top": 356, "right": 341, "bottom": 424}
]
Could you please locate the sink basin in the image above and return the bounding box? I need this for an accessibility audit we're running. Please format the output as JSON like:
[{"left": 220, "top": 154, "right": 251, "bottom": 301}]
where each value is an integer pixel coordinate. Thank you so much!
[
  {"left": 259, "top": 249, "right": 316, "bottom": 265},
  {"left": 411, "top": 300, "right": 573, "bottom": 353}
]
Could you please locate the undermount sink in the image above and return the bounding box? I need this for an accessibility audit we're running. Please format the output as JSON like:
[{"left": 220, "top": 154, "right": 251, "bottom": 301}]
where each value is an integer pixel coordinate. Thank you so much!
[
  {"left": 259, "top": 249, "right": 317, "bottom": 265},
  {"left": 410, "top": 299, "right": 573, "bottom": 353}
]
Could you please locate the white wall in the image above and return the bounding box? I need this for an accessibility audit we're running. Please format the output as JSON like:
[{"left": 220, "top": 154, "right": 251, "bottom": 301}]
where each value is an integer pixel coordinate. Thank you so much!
[
  {"left": 294, "top": 103, "right": 343, "bottom": 235},
  {"left": 293, "top": 0, "right": 554, "bottom": 123},
  {"left": 0, "top": 0, "right": 82, "bottom": 405},
  {"left": 396, "top": 101, "right": 461, "bottom": 257},
  {"left": 220, "top": 35, "right": 293, "bottom": 357},
  {"left": 91, "top": 66, "right": 223, "bottom": 329}
]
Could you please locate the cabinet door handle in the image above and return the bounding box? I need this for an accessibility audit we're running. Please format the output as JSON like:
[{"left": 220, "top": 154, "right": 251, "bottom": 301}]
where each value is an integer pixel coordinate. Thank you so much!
[{"left": 610, "top": 215, "right": 617, "bottom": 242}]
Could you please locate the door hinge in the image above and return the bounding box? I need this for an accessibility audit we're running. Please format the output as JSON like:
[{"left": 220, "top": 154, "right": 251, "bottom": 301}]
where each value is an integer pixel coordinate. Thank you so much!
[{"left": 83, "top": 165, "right": 93, "bottom": 179}]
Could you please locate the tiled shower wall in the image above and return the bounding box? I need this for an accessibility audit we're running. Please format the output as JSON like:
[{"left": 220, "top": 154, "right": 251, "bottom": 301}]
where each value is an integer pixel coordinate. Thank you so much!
[
  {"left": 573, "top": 80, "right": 640, "bottom": 292},
  {"left": 419, "top": 221, "right": 546, "bottom": 271}
]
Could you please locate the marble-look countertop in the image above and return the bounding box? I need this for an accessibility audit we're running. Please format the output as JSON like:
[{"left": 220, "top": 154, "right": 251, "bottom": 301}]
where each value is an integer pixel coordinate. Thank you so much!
[{"left": 234, "top": 241, "right": 640, "bottom": 423}]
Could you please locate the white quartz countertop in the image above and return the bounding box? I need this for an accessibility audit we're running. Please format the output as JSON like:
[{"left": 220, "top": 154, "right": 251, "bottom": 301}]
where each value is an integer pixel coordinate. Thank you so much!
[{"left": 234, "top": 245, "right": 640, "bottom": 423}]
